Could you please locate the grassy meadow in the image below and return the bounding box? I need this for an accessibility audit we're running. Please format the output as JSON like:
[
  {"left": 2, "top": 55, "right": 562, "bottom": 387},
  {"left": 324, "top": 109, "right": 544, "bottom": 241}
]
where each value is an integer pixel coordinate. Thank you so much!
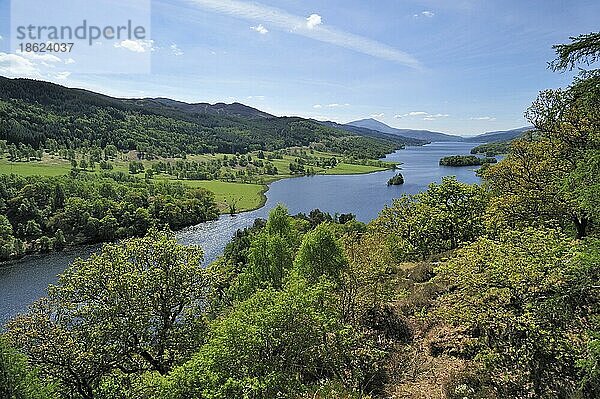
[{"left": 0, "top": 149, "right": 395, "bottom": 213}]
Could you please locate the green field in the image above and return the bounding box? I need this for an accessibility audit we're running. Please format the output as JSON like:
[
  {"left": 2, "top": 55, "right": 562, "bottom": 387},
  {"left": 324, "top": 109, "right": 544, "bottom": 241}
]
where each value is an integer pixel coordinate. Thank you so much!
[
  {"left": 0, "top": 159, "right": 70, "bottom": 176},
  {"left": 180, "top": 180, "right": 267, "bottom": 213},
  {"left": 0, "top": 150, "right": 394, "bottom": 214},
  {"left": 324, "top": 163, "right": 389, "bottom": 175}
]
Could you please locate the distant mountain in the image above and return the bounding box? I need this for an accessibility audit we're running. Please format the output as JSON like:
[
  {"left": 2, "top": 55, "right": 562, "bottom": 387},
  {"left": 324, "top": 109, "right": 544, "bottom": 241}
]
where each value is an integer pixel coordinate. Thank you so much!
[
  {"left": 347, "top": 118, "right": 463, "bottom": 142},
  {"left": 318, "top": 121, "right": 428, "bottom": 146},
  {"left": 133, "top": 98, "right": 274, "bottom": 119},
  {"left": 465, "top": 126, "right": 534, "bottom": 143}
]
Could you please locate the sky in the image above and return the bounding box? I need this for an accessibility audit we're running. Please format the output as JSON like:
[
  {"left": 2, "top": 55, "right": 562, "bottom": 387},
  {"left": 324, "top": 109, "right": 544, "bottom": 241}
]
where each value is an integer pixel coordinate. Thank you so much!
[{"left": 0, "top": 0, "right": 599, "bottom": 136}]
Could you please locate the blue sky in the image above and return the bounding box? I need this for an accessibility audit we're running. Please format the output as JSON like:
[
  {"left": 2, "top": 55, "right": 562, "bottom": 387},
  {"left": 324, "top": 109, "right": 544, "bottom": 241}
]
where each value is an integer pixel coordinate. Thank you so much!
[{"left": 0, "top": 0, "right": 599, "bottom": 136}]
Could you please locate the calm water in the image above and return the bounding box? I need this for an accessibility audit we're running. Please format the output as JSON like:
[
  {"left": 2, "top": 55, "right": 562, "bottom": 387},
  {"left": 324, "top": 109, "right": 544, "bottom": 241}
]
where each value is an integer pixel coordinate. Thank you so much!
[{"left": 0, "top": 142, "right": 481, "bottom": 325}]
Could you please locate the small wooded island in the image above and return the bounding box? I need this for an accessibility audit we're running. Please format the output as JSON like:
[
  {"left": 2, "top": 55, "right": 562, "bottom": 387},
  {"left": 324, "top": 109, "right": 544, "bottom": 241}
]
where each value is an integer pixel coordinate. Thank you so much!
[
  {"left": 439, "top": 155, "right": 497, "bottom": 167},
  {"left": 387, "top": 173, "right": 405, "bottom": 185}
]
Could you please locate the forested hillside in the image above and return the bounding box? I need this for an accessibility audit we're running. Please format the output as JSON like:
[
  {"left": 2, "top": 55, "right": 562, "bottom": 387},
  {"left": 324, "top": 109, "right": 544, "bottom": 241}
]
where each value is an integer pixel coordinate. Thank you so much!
[
  {"left": 2, "top": 33, "right": 600, "bottom": 399},
  {"left": 465, "top": 126, "right": 533, "bottom": 143},
  {"left": 0, "top": 77, "right": 411, "bottom": 159},
  {"left": 0, "top": 173, "right": 220, "bottom": 260}
]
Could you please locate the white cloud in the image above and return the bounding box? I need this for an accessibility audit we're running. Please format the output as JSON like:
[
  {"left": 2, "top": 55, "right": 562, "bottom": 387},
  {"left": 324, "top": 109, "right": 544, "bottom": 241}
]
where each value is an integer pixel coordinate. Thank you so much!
[
  {"left": 0, "top": 35, "right": 3, "bottom": 41},
  {"left": 423, "top": 114, "right": 449, "bottom": 121},
  {"left": 114, "top": 39, "right": 155, "bottom": 53},
  {"left": 0, "top": 53, "right": 40, "bottom": 77},
  {"left": 306, "top": 14, "right": 322, "bottom": 29},
  {"left": 18, "top": 52, "right": 62, "bottom": 64},
  {"left": 12, "top": 51, "right": 65, "bottom": 70},
  {"left": 409, "top": 111, "right": 428, "bottom": 116},
  {"left": 313, "top": 103, "right": 350, "bottom": 109},
  {"left": 170, "top": 44, "right": 184, "bottom": 56},
  {"left": 55, "top": 71, "right": 71, "bottom": 80},
  {"left": 247, "top": 95, "right": 265, "bottom": 100},
  {"left": 0, "top": 52, "right": 71, "bottom": 81},
  {"left": 187, "top": 0, "right": 420, "bottom": 68},
  {"left": 395, "top": 111, "right": 449, "bottom": 120},
  {"left": 371, "top": 113, "right": 385, "bottom": 118},
  {"left": 65, "top": 58, "right": 76, "bottom": 65},
  {"left": 251, "top": 24, "right": 269, "bottom": 34},
  {"left": 414, "top": 11, "right": 435, "bottom": 18},
  {"left": 470, "top": 116, "right": 497, "bottom": 121}
]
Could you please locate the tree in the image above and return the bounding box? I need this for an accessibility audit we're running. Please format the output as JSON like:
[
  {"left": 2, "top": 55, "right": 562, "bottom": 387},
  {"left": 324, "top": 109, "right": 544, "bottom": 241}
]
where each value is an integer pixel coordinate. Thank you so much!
[
  {"left": 483, "top": 33, "right": 600, "bottom": 238},
  {"left": 482, "top": 137, "right": 576, "bottom": 233},
  {"left": 0, "top": 215, "right": 13, "bottom": 238},
  {"left": 36, "top": 236, "right": 52, "bottom": 253},
  {"left": 435, "top": 229, "right": 600, "bottom": 397},
  {"left": 7, "top": 229, "right": 211, "bottom": 398},
  {"left": 0, "top": 335, "right": 54, "bottom": 399},
  {"left": 53, "top": 229, "right": 66, "bottom": 251},
  {"left": 233, "top": 205, "right": 296, "bottom": 299},
  {"left": 150, "top": 280, "right": 385, "bottom": 399},
  {"left": 24, "top": 220, "right": 42, "bottom": 238},
  {"left": 372, "top": 177, "right": 487, "bottom": 261},
  {"left": 265, "top": 204, "right": 293, "bottom": 237},
  {"left": 294, "top": 223, "right": 348, "bottom": 284},
  {"left": 551, "top": 32, "right": 600, "bottom": 71}
]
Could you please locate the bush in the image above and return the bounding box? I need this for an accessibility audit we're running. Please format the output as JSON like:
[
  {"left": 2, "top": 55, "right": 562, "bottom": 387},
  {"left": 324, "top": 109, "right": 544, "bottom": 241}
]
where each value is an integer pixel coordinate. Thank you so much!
[
  {"left": 150, "top": 279, "right": 387, "bottom": 398},
  {"left": 0, "top": 335, "right": 54, "bottom": 399}
]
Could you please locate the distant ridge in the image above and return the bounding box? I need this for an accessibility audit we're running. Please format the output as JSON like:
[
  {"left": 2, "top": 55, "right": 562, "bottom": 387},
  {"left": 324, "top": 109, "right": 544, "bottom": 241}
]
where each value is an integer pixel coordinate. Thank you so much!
[
  {"left": 465, "top": 126, "right": 534, "bottom": 143},
  {"left": 318, "top": 120, "right": 428, "bottom": 146},
  {"left": 347, "top": 118, "right": 463, "bottom": 142},
  {"left": 136, "top": 98, "right": 274, "bottom": 119},
  {"left": 0, "top": 77, "right": 273, "bottom": 120},
  {"left": 0, "top": 76, "right": 414, "bottom": 158}
]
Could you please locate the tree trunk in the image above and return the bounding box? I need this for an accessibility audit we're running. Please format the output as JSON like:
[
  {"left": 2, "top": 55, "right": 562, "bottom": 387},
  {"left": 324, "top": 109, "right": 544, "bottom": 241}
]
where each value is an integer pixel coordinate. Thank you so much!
[{"left": 574, "top": 216, "right": 588, "bottom": 239}]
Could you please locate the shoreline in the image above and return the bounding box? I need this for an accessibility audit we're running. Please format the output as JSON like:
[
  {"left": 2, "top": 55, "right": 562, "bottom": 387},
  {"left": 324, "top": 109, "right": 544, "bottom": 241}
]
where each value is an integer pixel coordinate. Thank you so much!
[
  {"left": 0, "top": 145, "right": 405, "bottom": 267},
  {"left": 0, "top": 163, "right": 399, "bottom": 267},
  {"left": 227, "top": 161, "right": 398, "bottom": 214}
]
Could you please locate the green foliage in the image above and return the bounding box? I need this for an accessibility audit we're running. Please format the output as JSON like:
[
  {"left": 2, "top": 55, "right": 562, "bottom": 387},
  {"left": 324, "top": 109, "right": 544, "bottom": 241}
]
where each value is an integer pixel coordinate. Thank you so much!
[
  {"left": 294, "top": 223, "right": 348, "bottom": 284},
  {"left": 230, "top": 205, "right": 297, "bottom": 300},
  {"left": 551, "top": 32, "right": 600, "bottom": 71},
  {"left": 435, "top": 230, "right": 600, "bottom": 397},
  {"left": 579, "top": 334, "right": 600, "bottom": 398},
  {"left": 439, "top": 155, "right": 497, "bottom": 167},
  {"left": 566, "top": 149, "right": 600, "bottom": 228},
  {"left": 53, "top": 229, "right": 66, "bottom": 251},
  {"left": 470, "top": 141, "right": 511, "bottom": 156},
  {"left": 0, "top": 335, "right": 54, "bottom": 399},
  {"left": 484, "top": 39, "right": 600, "bottom": 238},
  {"left": 265, "top": 204, "right": 293, "bottom": 237},
  {"left": 0, "top": 77, "right": 408, "bottom": 159},
  {"left": 387, "top": 173, "right": 404, "bottom": 186},
  {"left": 0, "top": 173, "right": 219, "bottom": 258},
  {"left": 148, "top": 279, "right": 386, "bottom": 399},
  {"left": 7, "top": 230, "right": 211, "bottom": 398},
  {"left": 372, "top": 177, "right": 487, "bottom": 261}
]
